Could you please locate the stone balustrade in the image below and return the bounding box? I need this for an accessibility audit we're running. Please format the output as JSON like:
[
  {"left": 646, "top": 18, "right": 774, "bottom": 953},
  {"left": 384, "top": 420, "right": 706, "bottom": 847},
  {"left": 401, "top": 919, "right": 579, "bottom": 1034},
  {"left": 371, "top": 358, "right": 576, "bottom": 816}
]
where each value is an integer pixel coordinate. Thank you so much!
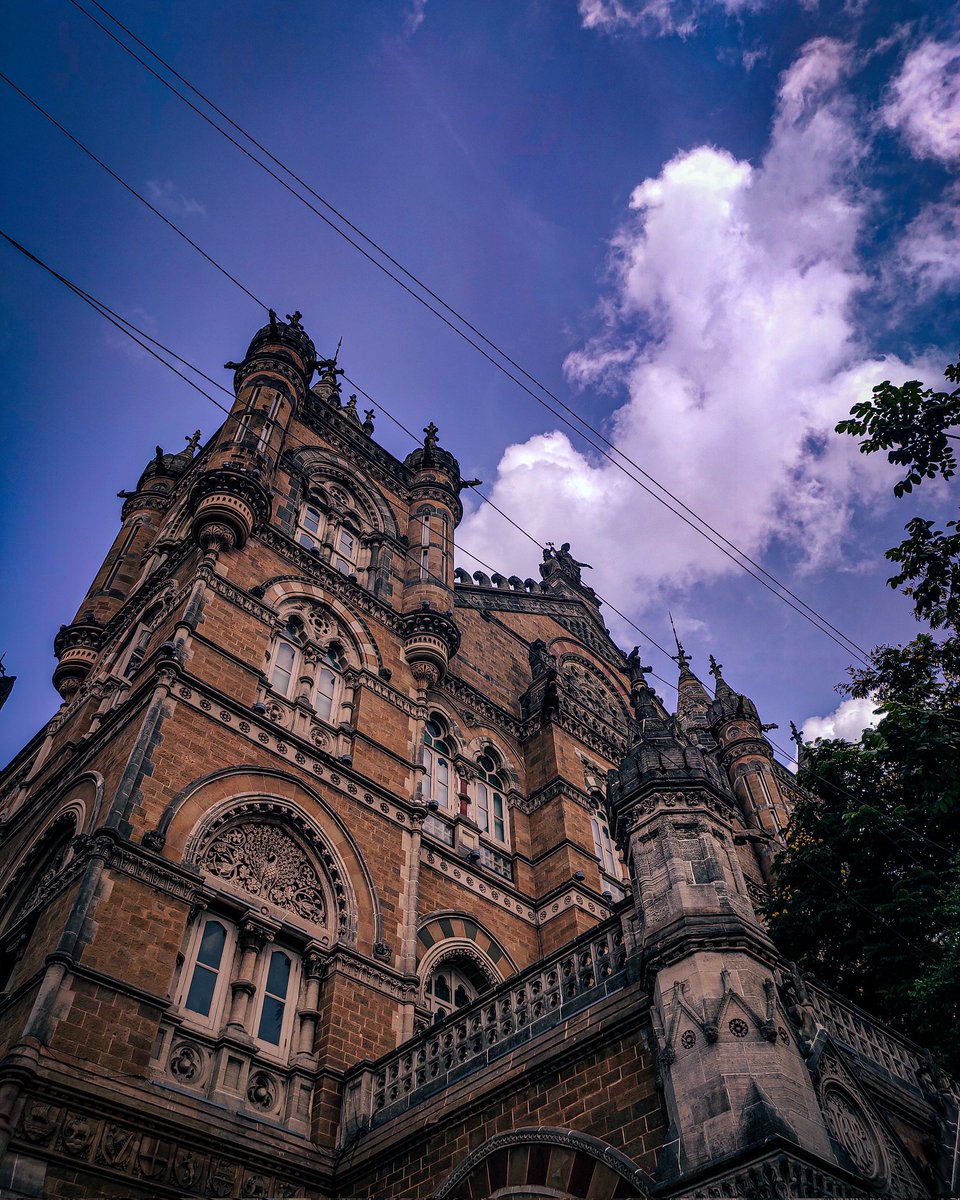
[
  {"left": 340, "top": 918, "right": 631, "bottom": 1141},
  {"left": 807, "top": 981, "right": 923, "bottom": 1087}
]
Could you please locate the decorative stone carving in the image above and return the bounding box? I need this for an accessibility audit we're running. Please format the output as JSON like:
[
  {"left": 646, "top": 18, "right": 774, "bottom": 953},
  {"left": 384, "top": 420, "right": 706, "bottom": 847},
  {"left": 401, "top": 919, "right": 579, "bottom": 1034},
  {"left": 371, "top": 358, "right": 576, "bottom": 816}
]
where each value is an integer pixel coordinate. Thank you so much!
[
  {"left": 199, "top": 822, "right": 327, "bottom": 923},
  {"left": 96, "top": 1123, "right": 137, "bottom": 1169},
  {"left": 822, "top": 1086, "right": 881, "bottom": 1178},
  {"left": 246, "top": 1071, "right": 278, "bottom": 1111},
  {"left": 168, "top": 1041, "right": 203, "bottom": 1083},
  {"left": 58, "top": 1113, "right": 95, "bottom": 1156}
]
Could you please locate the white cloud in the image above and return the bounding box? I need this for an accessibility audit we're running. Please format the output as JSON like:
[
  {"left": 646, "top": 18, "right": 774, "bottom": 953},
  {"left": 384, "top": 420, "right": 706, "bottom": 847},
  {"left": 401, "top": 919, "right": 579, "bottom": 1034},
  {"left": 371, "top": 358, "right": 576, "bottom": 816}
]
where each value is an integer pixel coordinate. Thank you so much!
[
  {"left": 801, "top": 694, "right": 880, "bottom": 742},
  {"left": 894, "top": 183, "right": 960, "bottom": 297},
  {"left": 403, "top": 0, "right": 428, "bottom": 37},
  {"left": 145, "top": 179, "right": 206, "bottom": 217},
  {"left": 578, "top": 0, "right": 770, "bottom": 38},
  {"left": 881, "top": 38, "right": 960, "bottom": 163},
  {"left": 459, "top": 39, "right": 929, "bottom": 626}
]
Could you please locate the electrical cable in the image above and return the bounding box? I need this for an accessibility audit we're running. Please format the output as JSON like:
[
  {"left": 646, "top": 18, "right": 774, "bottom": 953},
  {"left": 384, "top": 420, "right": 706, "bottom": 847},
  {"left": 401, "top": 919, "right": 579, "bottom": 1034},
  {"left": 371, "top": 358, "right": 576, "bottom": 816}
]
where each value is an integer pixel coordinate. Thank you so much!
[
  {"left": 72, "top": 0, "right": 873, "bottom": 663},
  {"left": 0, "top": 73, "right": 268, "bottom": 312},
  {"left": 58, "top": 0, "right": 872, "bottom": 666},
  {"left": 3, "top": 228, "right": 956, "bottom": 945}
]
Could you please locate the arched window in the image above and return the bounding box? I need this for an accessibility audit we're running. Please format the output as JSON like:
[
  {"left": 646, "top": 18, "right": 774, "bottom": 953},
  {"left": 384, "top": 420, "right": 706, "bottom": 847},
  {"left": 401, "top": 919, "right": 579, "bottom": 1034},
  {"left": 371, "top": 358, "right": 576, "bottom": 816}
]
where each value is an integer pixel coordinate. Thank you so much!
[
  {"left": 424, "top": 962, "right": 482, "bottom": 1022},
  {"left": 295, "top": 486, "right": 363, "bottom": 579},
  {"left": 266, "top": 609, "right": 344, "bottom": 724},
  {"left": 473, "top": 751, "right": 508, "bottom": 845},
  {"left": 297, "top": 504, "right": 324, "bottom": 550},
  {"left": 423, "top": 717, "right": 452, "bottom": 809}
]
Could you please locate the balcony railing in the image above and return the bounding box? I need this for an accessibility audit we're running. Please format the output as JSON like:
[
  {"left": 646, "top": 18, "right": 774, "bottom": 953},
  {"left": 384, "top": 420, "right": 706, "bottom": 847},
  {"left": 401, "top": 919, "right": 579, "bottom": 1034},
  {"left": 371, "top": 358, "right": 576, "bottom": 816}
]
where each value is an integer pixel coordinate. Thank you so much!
[
  {"left": 807, "top": 981, "right": 922, "bottom": 1087},
  {"left": 340, "top": 918, "right": 631, "bottom": 1140}
]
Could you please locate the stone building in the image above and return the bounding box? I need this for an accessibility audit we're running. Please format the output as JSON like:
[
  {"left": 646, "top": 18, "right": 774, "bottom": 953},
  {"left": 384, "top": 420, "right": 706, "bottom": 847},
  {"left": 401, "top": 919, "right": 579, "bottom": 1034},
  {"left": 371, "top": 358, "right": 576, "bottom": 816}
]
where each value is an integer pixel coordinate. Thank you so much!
[{"left": 0, "top": 312, "right": 953, "bottom": 1199}]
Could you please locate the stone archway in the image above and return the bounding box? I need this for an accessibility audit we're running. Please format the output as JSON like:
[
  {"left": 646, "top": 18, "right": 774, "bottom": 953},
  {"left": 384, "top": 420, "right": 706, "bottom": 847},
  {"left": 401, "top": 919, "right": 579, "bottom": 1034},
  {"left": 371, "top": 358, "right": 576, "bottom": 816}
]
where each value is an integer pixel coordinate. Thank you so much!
[{"left": 434, "top": 1127, "right": 652, "bottom": 1200}]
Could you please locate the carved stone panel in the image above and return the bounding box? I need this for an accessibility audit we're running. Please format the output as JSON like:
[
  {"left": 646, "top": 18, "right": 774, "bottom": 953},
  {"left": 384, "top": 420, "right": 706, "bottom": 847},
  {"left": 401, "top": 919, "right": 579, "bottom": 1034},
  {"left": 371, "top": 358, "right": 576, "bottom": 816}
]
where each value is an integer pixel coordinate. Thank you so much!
[{"left": 199, "top": 822, "right": 327, "bottom": 923}]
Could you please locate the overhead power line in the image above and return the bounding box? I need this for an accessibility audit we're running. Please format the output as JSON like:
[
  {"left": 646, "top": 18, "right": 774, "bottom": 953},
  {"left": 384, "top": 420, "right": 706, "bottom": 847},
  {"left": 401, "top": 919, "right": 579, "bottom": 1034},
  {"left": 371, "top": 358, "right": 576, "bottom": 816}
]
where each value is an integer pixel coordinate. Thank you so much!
[
  {"left": 60, "top": 0, "right": 871, "bottom": 666},
  {"left": 5, "top": 227, "right": 958, "bottom": 888}
]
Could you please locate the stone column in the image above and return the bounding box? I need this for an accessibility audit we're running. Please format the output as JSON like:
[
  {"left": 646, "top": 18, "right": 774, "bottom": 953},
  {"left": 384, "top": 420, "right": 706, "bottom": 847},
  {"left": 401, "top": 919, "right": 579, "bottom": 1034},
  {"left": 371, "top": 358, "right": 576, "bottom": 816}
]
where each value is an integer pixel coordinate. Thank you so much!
[
  {"left": 294, "top": 949, "right": 325, "bottom": 1058},
  {"left": 225, "top": 922, "right": 272, "bottom": 1033}
]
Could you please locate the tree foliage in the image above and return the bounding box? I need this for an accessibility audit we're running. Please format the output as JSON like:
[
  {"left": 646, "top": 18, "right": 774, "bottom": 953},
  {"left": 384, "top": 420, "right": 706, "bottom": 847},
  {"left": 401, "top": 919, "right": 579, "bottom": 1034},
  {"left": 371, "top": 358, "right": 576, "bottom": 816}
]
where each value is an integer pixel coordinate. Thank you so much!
[{"left": 767, "top": 357, "right": 960, "bottom": 1073}]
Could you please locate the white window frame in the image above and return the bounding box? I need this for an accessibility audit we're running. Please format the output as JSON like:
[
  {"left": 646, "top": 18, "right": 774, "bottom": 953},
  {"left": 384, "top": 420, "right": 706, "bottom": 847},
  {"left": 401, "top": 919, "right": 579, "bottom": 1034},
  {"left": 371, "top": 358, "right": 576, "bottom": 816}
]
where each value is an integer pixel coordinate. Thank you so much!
[
  {"left": 472, "top": 754, "right": 510, "bottom": 848},
  {"left": 297, "top": 504, "right": 324, "bottom": 550},
  {"left": 252, "top": 945, "right": 300, "bottom": 1058},
  {"left": 591, "top": 814, "right": 620, "bottom": 879},
  {"left": 424, "top": 962, "right": 479, "bottom": 1022},
  {"left": 177, "top": 916, "right": 237, "bottom": 1032}
]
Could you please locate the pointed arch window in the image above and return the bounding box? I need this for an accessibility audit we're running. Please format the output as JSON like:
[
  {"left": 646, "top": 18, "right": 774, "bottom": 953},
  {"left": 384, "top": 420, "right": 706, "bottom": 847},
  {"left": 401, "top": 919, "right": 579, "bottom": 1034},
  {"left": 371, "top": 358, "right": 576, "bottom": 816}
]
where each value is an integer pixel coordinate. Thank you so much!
[
  {"left": 425, "top": 963, "right": 479, "bottom": 1022},
  {"left": 473, "top": 751, "right": 508, "bottom": 845},
  {"left": 296, "top": 484, "right": 364, "bottom": 579},
  {"left": 423, "top": 717, "right": 452, "bottom": 810}
]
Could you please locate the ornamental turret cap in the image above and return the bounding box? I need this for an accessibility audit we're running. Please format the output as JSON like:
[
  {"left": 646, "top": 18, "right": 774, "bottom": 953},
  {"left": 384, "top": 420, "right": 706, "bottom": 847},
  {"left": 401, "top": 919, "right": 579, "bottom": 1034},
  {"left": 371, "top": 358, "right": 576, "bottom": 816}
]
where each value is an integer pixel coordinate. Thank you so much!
[{"left": 242, "top": 309, "right": 317, "bottom": 375}]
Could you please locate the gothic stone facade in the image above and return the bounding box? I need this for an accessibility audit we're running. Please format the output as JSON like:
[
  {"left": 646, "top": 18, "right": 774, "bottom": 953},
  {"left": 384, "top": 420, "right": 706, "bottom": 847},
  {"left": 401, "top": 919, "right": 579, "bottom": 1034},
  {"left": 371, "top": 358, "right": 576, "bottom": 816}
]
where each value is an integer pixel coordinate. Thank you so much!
[{"left": 0, "top": 314, "right": 953, "bottom": 1199}]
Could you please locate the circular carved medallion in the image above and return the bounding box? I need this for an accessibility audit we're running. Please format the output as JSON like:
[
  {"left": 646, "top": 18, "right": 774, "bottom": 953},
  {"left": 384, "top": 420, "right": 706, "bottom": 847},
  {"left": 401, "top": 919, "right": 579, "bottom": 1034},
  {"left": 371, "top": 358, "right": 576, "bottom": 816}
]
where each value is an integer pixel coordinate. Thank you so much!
[{"left": 823, "top": 1086, "right": 880, "bottom": 1178}]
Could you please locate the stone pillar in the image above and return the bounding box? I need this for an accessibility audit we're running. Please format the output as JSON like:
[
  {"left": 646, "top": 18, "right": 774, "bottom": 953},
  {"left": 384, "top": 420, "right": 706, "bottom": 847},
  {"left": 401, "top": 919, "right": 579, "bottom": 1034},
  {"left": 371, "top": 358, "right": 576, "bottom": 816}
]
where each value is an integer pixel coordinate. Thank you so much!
[{"left": 294, "top": 949, "right": 325, "bottom": 1059}]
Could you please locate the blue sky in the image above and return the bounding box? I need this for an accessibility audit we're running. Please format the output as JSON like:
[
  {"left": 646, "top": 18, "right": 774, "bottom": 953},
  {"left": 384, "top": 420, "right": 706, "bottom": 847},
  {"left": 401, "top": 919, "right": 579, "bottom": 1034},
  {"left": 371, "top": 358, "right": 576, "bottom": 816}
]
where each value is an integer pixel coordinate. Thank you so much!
[{"left": 2, "top": 0, "right": 958, "bottom": 767}]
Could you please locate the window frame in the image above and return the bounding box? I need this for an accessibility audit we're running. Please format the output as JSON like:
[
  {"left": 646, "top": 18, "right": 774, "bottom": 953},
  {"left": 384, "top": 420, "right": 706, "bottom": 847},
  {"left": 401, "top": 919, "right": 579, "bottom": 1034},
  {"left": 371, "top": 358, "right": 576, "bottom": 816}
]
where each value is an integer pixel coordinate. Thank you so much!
[
  {"left": 266, "top": 614, "right": 343, "bottom": 724},
  {"left": 177, "top": 916, "right": 236, "bottom": 1032},
  {"left": 253, "top": 946, "right": 299, "bottom": 1056},
  {"left": 423, "top": 718, "right": 453, "bottom": 810},
  {"left": 591, "top": 814, "right": 620, "bottom": 879},
  {"left": 472, "top": 752, "right": 509, "bottom": 847}
]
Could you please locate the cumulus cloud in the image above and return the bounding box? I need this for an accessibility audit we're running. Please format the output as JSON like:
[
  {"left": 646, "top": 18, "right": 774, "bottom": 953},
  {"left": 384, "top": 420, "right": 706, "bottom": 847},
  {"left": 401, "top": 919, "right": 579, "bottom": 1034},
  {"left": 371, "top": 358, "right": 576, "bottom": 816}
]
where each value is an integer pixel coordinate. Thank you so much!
[
  {"left": 145, "top": 179, "right": 206, "bottom": 217},
  {"left": 893, "top": 184, "right": 960, "bottom": 297},
  {"left": 578, "top": 0, "right": 770, "bottom": 38},
  {"left": 458, "top": 38, "right": 927, "bottom": 623},
  {"left": 801, "top": 694, "right": 880, "bottom": 742},
  {"left": 881, "top": 38, "right": 960, "bottom": 163}
]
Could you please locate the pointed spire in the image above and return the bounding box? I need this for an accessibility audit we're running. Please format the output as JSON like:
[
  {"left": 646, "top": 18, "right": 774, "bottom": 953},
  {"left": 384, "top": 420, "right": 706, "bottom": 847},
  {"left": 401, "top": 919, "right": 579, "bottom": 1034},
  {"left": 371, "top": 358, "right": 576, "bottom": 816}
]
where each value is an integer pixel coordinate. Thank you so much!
[
  {"left": 673, "top": 638, "right": 712, "bottom": 743},
  {"left": 669, "top": 613, "right": 692, "bottom": 674},
  {"left": 709, "top": 653, "right": 736, "bottom": 699}
]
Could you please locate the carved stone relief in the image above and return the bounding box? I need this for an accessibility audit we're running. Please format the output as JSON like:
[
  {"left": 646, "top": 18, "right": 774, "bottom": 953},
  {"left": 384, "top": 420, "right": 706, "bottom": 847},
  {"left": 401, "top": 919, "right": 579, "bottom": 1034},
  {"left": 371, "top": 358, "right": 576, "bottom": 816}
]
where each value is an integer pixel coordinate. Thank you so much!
[
  {"left": 822, "top": 1086, "right": 881, "bottom": 1179},
  {"left": 199, "top": 822, "right": 327, "bottom": 924}
]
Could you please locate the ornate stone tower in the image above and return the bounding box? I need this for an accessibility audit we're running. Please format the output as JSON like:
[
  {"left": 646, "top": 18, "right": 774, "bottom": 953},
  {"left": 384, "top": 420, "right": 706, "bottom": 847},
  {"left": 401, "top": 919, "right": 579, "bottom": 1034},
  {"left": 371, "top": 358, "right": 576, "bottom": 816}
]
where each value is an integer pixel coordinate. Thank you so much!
[{"left": 0, "top": 315, "right": 952, "bottom": 1200}]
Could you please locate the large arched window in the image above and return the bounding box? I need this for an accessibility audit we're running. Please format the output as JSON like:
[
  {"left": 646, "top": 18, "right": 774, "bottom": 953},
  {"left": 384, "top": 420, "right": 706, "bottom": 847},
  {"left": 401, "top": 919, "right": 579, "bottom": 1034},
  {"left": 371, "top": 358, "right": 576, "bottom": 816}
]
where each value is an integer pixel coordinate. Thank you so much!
[
  {"left": 267, "top": 611, "right": 344, "bottom": 725},
  {"left": 423, "top": 717, "right": 452, "bottom": 810},
  {"left": 473, "top": 750, "right": 508, "bottom": 846}
]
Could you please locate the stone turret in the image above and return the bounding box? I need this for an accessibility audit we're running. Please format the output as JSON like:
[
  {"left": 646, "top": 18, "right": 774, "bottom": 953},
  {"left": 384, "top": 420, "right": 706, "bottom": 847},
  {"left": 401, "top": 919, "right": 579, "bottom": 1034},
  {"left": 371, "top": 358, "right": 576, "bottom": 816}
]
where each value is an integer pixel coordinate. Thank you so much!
[
  {"left": 190, "top": 311, "right": 313, "bottom": 554},
  {"left": 51, "top": 434, "right": 202, "bottom": 699},
  {"left": 708, "top": 655, "right": 792, "bottom": 846},
  {"left": 609, "top": 667, "right": 836, "bottom": 1188},
  {"left": 399, "top": 423, "right": 462, "bottom": 691}
]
